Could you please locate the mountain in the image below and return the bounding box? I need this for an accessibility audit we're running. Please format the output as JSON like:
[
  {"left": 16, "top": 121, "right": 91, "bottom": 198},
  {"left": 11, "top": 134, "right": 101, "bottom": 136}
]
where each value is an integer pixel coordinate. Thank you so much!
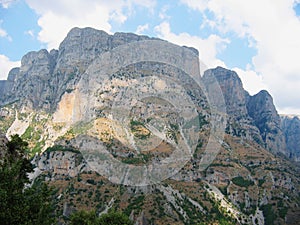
[{"left": 0, "top": 27, "right": 300, "bottom": 224}]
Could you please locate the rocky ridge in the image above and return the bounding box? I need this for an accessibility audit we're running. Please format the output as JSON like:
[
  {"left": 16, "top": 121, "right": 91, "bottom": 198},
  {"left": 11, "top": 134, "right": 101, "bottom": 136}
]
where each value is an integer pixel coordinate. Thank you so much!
[{"left": 203, "top": 67, "right": 287, "bottom": 155}]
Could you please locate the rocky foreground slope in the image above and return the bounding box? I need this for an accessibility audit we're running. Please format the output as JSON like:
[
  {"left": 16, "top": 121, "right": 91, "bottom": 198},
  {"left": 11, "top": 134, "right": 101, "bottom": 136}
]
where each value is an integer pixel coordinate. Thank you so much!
[{"left": 0, "top": 27, "right": 300, "bottom": 224}]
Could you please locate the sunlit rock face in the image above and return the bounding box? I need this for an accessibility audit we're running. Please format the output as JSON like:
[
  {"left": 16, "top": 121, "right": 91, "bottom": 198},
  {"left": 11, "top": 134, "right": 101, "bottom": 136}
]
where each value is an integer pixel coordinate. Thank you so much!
[{"left": 0, "top": 27, "right": 297, "bottom": 158}]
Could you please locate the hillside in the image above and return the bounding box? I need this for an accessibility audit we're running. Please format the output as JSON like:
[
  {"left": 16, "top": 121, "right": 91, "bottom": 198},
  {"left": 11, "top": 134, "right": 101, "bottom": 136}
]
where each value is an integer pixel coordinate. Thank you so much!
[{"left": 0, "top": 27, "right": 300, "bottom": 225}]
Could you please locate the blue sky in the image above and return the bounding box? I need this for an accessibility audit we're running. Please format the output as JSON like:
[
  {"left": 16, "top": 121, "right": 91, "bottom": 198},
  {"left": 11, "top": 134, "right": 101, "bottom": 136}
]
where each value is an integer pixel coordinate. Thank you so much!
[{"left": 1, "top": 0, "right": 300, "bottom": 114}]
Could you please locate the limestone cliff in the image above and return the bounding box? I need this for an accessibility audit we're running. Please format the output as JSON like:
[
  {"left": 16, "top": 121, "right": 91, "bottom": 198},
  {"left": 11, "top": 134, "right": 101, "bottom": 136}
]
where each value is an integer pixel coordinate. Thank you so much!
[
  {"left": 247, "top": 90, "right": 286, "bottom": 154},
  {"left": 0, "top": 27, "right": 154, "bottom": 111},
  {"left": 0, "top": 27, "right": 296, "bottom": 158},
  {"left": 281, "top": 115, "right": 300, "bottom": 161}
]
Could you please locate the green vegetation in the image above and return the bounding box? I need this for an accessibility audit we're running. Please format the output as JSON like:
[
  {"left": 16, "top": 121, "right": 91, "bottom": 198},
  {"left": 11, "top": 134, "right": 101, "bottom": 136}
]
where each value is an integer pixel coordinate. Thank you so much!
[
  {"left": 70, "top": 209, "right": 133, "bottom": 225},
  {"left": 260, "top": 204, "right": 276, "bottom": 225},
  {"left": 121, "top": 153, "right": 151, "bottom": 165},
  {"left": 232, "top": 176, "right": 254, "bottom": 188},
  {"left": 122, "top": 157, "right": 144, "bottom": 164},
  {"left": 277, "top": 199, "right": 288, "bottom": 219},
  {"left": 61, "top": 121, "right": 93, "bottom": 140},
  {"left": 21, "top": 125, "right": 35, "bottom": 140},
  {"left": 258, "top": 179, "right": 265, "bottom": 187},
  {"left": 124, "top": 195, "right": 145, "bottom": 216},
  {"left": 32, "top": 139, "right": 46, "bottom": 155},
  {"left": 130, "top": 120, "right": 144, "bottom": 127},
  {"left": 0, "top": 135, "right": 55, "bottom": 225},
  {"left": 0, "top": 108, "right": 15, "bottom": 133},
  {"left": 46, "top": 144, "right": 81, "bottom": 154},
  {"left": 130, "top": 119, "right": 150, "bottom": 140}
]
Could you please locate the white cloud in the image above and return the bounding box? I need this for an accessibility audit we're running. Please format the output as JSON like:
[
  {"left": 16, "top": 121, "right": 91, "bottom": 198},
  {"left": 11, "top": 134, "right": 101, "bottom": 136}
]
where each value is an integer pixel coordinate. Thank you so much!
[
  {"left": 0, "top": 0, "right": 16, "bottom": 8},
  {"left": 180, "top": 0, "right": 209, "bottom": 12},
  {"left": 136, "top": 23, "right": 149, "bottom": 34},
  {"left": 0, "top": 27, "right": 7, "bottom": 37},
  {"left": 0, "top": 20, "right": 12, "bottom": 41},
  {"left": 181, "top": 0, "right": 300, "bottom": 114},
  {"left": 159, "top": 5, "right": 170, "bottom": 20},
  {"left": 279, "top": 107, "right": 300, "bottom": 116},
  {"left": 25, "top": 29, "right": 34, "bottom": 38},
  {"left": 232, "top": 67, "right": 268, "bottom": 95},
  {"left": 25, "top": 0, "right": 155, "bottom": 50},
  {"left": 0, "top": 55, "right": 20, "bottom": 80},
  {"left": 154, "top": 21, "right": 229, "bottom": 70}
]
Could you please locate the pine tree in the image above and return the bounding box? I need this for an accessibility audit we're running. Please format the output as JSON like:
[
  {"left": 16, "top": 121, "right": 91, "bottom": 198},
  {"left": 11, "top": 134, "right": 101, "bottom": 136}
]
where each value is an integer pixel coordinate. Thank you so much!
[{"left": 0, "top": 135, "right": 55, "bottom": 225}]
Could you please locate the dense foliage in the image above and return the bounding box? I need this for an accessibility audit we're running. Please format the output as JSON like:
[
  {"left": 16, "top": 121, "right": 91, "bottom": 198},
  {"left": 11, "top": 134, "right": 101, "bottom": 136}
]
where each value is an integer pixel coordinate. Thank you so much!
[
  {"left": 0, "top": 135, "right": 55, "bottom": 225},
  {"left": 70, "top": 209, "right": 133, "bottom": 225}
]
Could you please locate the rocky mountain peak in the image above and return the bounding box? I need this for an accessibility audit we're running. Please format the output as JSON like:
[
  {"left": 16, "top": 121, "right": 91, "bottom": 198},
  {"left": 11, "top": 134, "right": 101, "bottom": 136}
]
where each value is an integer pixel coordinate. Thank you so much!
[
  {"left": 247, "top": 90, "right": 286, "bottom": 154},
  {"left": 247, "top": 90, "right": 278, "bottom": 122},
  {"left": 203, "top": 67, "right": 287, "bottom": 154},
  {"left": 203, "top": 66, "right": 247, "bottom": 117},
  {"left": 7, "top": 67, "right": 19, "bottom": 82}
]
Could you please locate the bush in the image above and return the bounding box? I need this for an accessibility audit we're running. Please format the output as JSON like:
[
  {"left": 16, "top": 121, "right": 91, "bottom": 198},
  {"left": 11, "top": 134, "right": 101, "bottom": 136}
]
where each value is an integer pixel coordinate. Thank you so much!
[{"left": 232, "top": 176, "right": 254, "bottom": 188}]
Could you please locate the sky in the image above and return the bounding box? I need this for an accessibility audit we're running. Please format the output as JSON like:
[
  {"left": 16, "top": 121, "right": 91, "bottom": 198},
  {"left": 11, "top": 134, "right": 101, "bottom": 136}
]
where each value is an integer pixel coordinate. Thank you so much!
[{"left": 0, "top": 0, "right": 300, "bottom": 115}]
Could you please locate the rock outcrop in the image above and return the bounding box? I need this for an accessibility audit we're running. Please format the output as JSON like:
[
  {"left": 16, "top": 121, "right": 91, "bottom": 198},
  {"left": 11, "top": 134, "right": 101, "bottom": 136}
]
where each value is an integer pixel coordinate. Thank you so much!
[
  {"left": 31, "top": 149, "right": 88, "bottom": 180},
  {"left": 203, "top": 67, "right": 287, "bottom": 154},
  {"left": 247, "top": 90, "right": 286, "bottom": 154},
  {"left": 281, "top": 115, "right": 300, "bottom": 161}
]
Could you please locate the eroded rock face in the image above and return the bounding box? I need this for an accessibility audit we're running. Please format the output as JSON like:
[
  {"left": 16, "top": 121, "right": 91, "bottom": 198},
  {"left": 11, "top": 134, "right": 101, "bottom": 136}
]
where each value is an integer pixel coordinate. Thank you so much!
[
  {"left": 0, "top": 27, "right": 154, "bottom": 112},
  {"left": 203, "top": 67, "right": 263, "bottom": 145},
  {"left": 0, "top": 68, "right": 19, "bottom": 101},
  {"left": 204, "top": 67, "right": 248, "bottom": 117},
  {"left": 203, "top": 67, "right": 287, "bottom": 155},
  {"left": 281, "top": 115, "right": 300, "bottom": 161},
  {"left": 2, "top": 49, "right": 57, "bottom": 109},
  {"left": 31, "top": 150, "right": 88, "bottom": 180},
  {"left": 247, "top": 90, "right": 286, "bottom": 154}
]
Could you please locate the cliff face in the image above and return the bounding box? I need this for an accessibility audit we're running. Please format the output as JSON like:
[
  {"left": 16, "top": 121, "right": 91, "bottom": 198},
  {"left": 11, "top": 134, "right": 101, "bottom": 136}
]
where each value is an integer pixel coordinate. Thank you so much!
[
  {"left": 0, "top": 27, "right": 297, "bottom": 158},
  {"left": 247, "top": 90, "right": 286, "bottom": 154},
  {"left": 0, "top": 27, "right": 153, "bottom": 111},
  {"left": 203, "top": 67, "right": 286, "bottom": 155},
  {"left": 281, "top": 115, "right": 300, "bottom": 161}
]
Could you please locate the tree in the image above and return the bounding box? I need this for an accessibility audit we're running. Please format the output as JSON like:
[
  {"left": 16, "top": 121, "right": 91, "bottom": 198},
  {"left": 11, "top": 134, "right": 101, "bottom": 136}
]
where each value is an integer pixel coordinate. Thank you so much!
[
  {"left": 0, "top": 134, "right": 55, "bottom": 225},
  {"left": 70, "top": 209, "right": 133, "bottom": 225},
  {"left": 98, "top": 210, "right": 133, "bottom": 225},
  {"left": 70, "top": 210, "right": 98, "bottom": 225}
]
